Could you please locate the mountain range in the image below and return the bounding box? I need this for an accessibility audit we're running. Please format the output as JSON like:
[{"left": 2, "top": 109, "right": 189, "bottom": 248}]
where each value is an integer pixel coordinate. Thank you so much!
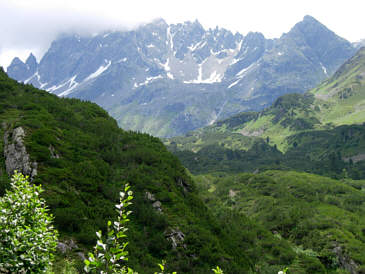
[
  {"left": 167, "top": 47, "right": 365, "bottom": 179},
  {"left": 7, "top": 15, "right": 356, "bottom": 137}
]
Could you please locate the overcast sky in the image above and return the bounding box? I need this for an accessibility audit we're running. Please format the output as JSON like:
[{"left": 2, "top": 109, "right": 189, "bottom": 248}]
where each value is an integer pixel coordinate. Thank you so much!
[{"left": 1, "top": 0, "right": 364, "bottom": 68}]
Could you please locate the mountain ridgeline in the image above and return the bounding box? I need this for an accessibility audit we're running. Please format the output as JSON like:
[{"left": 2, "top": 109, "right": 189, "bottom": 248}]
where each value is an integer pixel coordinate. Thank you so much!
[
  {"left": 7, "top": 15, "right": 356, "bottom": 137},
  {"left": 167, "top": 47, "right": 365, "bottom": 179}
]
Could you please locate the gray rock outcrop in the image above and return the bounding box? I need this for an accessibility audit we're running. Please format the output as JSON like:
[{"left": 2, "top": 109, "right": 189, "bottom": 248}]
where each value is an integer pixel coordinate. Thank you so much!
[
  {"left": 145, "top": 191, "right": 163, "bottom": 213},
  {"left": 4, "top": 127, "right": 37, "bottom": 180},
  {"left": 333, "top": 244, "right": 358, "bottom": 274},
  {"left": 165, "top": 228, "right": 186, "bottom": 249},
  {"left": 57, "top": 239, "right": 78, "bottom": 254},
  {"left": 48, "top": 144, "right": 60, "bottom": 159}
]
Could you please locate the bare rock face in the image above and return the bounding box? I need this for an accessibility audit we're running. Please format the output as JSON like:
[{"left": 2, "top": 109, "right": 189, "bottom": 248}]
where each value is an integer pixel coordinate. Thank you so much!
[
  {"left": 152, "top": 201, "right": 162, "bottom": 213},
  {"left": 145, "top": 191, "right": 156, "bottom": 202},
  {"left": 4, "top": 127, "right": 37, "bottom": 180},
  {"left": 176, "top": 176, "right": 191, "bottom": 194},
  {"left": 48, "top": 144, "right": 60, "bottom": 159},
  {"left": 165, "top": 228, "right": 186, "bottom": 249},
  {"left": 333, "top": 245, "right": 358, "bottom": 274},
  {"left": 145, "top": 191, "right": 163, "bottom": 213},
  {"left": 57, "top": 239, "right": 78, "bottom": 254}
]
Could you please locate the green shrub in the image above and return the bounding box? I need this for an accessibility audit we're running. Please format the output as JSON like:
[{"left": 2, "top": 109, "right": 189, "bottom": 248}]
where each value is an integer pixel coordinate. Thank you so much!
[
  {"left": 84, "top": 184, "right": 135, "bottom": 273},
  {"left": 0, "top": 171, "right": 58, "bottom": 273}
]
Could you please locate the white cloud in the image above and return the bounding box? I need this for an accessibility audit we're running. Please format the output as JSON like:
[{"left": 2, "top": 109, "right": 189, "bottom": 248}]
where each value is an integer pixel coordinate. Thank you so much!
[{"left": 0, "top": 0, "right": 364, "bottom": 68}]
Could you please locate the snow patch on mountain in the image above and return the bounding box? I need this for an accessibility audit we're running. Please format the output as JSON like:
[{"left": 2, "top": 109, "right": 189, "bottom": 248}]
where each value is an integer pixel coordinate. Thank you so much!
[
  {"left": 58, "top": 75, "right": 79, "bottom": 97},
  {"left": 209, "top": 100, "right": 227, "bottom": 125},
  {"left": 228, "top": 79, "right": 240, "bottom": 89},
  {"left": 320, "top": 62, "right": 328, "bottom": 76},
  {"left": 188, "top": 41, "right": 207, "bottom": 52},
  {"left": 134, "top": 75, "right": 163, "bottom": 88},
  {"left": 47, "top": 80, "right": 70, "bottom": 93},
  {"left": 24, "top": 73, "right": 36, "bottom": 84},
  {"left": 85, "top": 60, "right": 111, "bottom": 81},
  {"left": 117, "top": 58, "right": 128, "bottom": 63},
  {"left": 236, "top": 63, "right": 256, "bottom": 78}
]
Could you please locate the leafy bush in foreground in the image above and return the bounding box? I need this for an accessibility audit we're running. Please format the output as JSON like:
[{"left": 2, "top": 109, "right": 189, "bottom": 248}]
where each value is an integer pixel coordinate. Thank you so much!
[{"left": 0, "top": 172, "right": 58, "bottom": 273}]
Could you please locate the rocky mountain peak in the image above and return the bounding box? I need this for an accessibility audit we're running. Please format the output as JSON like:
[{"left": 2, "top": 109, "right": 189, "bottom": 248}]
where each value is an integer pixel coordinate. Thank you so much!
[
  {"left": 25, "top": 53, "right": 38, "bottom": 74},
  {"left": 7, "top": 57, "right": 29, "bottom": 82},
  {"left": 150, "top": 17, "right": 167, "bottom": 26},
  {"left": 303, "top": 14, "right": 320, "bottom": 23},
  {"left": 10, "top": 57, "right": 24, "bottom": 66},
  {"left": 353, "top": 39, "right": 365, "bottom": 49},
  {"left": 242, "top": 32, "right": 266, "bottom": 46},
  {"left": 288, "top": 15, "right": 330, "bottom": 38}
]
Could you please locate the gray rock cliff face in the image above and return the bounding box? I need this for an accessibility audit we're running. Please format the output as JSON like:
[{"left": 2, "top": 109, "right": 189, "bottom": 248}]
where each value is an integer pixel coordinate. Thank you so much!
[
  {"left": 165, "top": 228, "right": 186, "bottom": 249},
  {"left": 4, "top": 127, "right": 37, "bottom": 180},
  {"left": 333, "top": 245, "right": 359, "bottom": 274}
]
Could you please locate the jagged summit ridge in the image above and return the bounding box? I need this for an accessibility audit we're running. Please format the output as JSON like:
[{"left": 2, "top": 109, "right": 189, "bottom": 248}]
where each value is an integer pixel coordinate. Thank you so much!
[{"left": 7, "top": 16, "right": 356, "bottom": 137}]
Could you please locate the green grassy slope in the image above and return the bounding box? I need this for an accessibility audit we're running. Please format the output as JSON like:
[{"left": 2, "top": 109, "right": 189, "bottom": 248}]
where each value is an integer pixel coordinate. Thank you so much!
[
  {"left": 312, "top": 47, "right": 365, "bottom": 126},
  {"left": 195, "top": 171, "right": 365, "bottom": 273}
]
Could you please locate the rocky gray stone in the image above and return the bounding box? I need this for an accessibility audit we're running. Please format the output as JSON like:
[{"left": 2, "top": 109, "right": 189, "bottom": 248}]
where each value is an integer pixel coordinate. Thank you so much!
[
  {"left": 48, "top": 144, "right": 60, "bottom": 159},
  {"left": 176, "top": 177, "right": 190, "bottom": 193},
  {"left": 152, "top": 200, "right": 162, "bottom": 212},
  {"left": 77, "top": 252, "right": 86, "bottom": 261},
  {"left": 3, "top": 127, "right": 37, "bottom": 180},
  {"left": 165, "top": 228, "right": 185, "bottom": 249},
  {"left": 146, "top": 191, "right": 163, "bottom": 213},
  {"left": 145, "top": 191, "right": 156, "bottom": 202},
  {"left": 333, "top": 244, "right": 358, "bottom": 274},
  {"left": 57, "top": 239, "right": 78, "bottom": 254}
]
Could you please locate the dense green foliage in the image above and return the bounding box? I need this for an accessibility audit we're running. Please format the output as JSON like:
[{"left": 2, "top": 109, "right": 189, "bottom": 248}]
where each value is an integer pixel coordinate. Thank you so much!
[
  {"left": 195, "top": 171, "right": 365, "bottom": 273},
  {"left": 0, "top": 172, "right": 58, "bottom": 273},
  {"left": 171, "top": 123, "right": 365, "bottom": 179},
  {"left": 0, "top": 68, "right": 258, "bottom": 273},
  {"left": 162, "top": 48, "right": 365, "bottom": 273}
]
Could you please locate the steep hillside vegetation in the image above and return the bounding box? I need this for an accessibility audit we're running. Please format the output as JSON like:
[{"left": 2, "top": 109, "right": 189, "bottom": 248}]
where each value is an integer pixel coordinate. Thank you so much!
[
  {"left": 0, "top": 68, "right": 320, "bottom": 273},
  {"left": 312, "top": 46, "right": 365, "bottom": 125},
  {"left": 195, "top": 171, "right": 365, "bottom": 273},
  {"left": 0, "top": 68, "right": 236, "bottom": 272}
]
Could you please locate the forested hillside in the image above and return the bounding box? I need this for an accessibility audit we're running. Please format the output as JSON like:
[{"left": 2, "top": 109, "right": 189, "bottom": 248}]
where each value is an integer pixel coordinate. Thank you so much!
[
  {"left": 0, "top": 68, "right": 322, "bottom": 273},
  {"left": 0, "top": 68, "right": 241, "bottom": 273},
  {"left": 195, "top": 171, "right": 365, "bottom": 273}
]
